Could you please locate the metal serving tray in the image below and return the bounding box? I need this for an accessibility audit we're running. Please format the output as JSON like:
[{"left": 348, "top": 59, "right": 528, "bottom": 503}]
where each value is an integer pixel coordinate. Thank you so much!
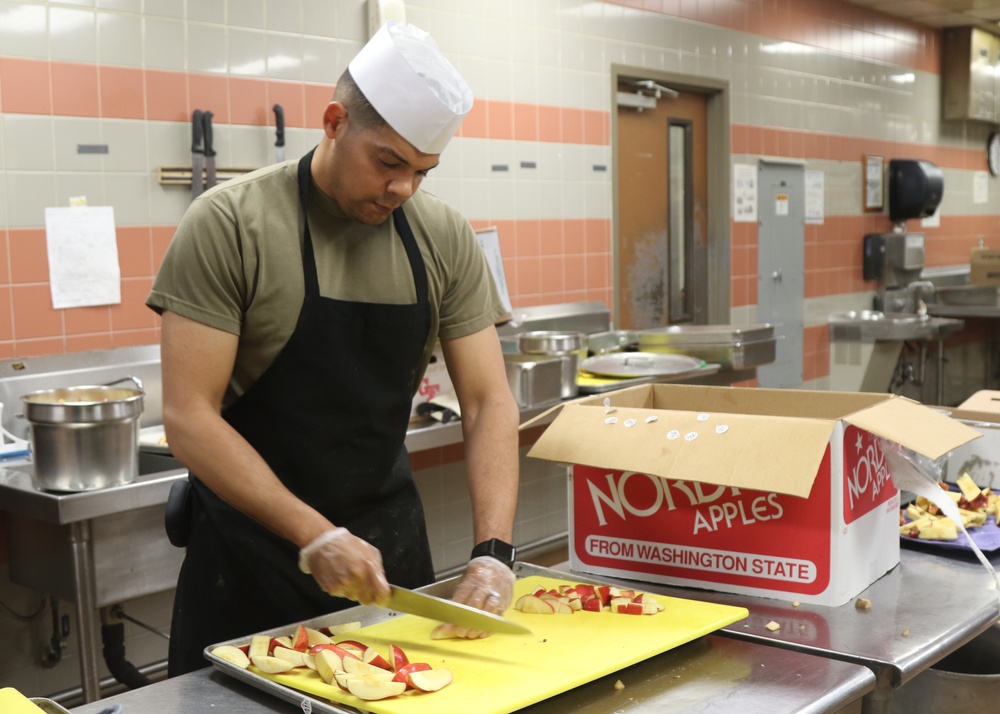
[{"left": 637, "top": 338, "right": 776, "bottom": 369}]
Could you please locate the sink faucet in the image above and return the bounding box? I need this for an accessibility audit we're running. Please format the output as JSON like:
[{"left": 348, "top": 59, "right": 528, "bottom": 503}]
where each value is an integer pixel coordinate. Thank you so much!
[{"left": 907, "top": 281, "right": 935, "bottom": 317}]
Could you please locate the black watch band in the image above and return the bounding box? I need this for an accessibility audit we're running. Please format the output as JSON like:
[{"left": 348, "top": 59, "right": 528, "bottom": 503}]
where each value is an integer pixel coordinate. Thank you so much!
[{"left": 470, "top": 538, "right": 516, "bottom": 568}]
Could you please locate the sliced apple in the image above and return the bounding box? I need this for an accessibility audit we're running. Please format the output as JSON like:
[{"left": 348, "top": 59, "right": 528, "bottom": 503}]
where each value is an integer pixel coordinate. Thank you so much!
[
  {"left": 248, "top": 635, "right": 271, "bottom": 659},
  {"left": 305, "top": 626, "right": 333, "bottom": 646},
  {"left": 314, "top": 649, "right": 343, "bottom": 684},
  {"left": 302, "top": 653, "right": 317, "bottom": 671},
  {"left": 519, "top": 595, "right": 555, "bottom": 614},
  {"left": 346, "top": 673, "right": 407, "bottom": 701},
  {"left": 392, "top": 662, "right": 431, "bottom": 684},
  {"left": 309, "top": 643, "right": 360, "bottom": 663},
  {"left": 272, "top": 646, "right": 307, "bottom": 668},
  {"left": 272, "top": 635, "right": 293, "bottom": 649},
  {"left": 389, "top": 644, "right": 409, "bottom": 672},
  {"left": 551, "top": 600, "right": 574, "bottom": 615},
  {"left": 595, "top": 585, "right": 612, "bottom": 607},
  {"left": 211, "top": 645, "right": 250, "bottom": 669},
  {"left": 407, "top": 668, "right": 454, "bottom": 692},
  {"left": 581, "top": 596, "right": 602, "bottom": 612},
  {"left": 335, "top": 639, "right": 367, "bottom": 654},
  {"left": 363, "top": 647, "right": 392, "bottom": 671},
  {"left": 333, "top": 670, "right": 353, "bottom": 691},
  {"left": 251, "top": 655, "right": 296, "bottom": 674},
  {"left": 344, "top": 656, "right": 390, "bottom": 675},
  {"left": 324, "top": 621, "right": 362, "bottom": 636}
]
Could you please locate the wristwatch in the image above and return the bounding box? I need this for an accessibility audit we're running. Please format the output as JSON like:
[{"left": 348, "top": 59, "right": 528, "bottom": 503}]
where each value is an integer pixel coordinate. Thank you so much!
[{"left": 471, "top": 538, "right": 516, "bottom": 568}]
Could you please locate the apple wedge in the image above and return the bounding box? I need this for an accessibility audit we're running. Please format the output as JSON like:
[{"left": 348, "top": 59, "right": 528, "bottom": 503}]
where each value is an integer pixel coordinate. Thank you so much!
[
  {"left": 346, "top": 673, "right": 407, "bottom": 701},
  {"left": 344, "top": 656, "right": 390, "bottom": 675},
  {"left": 251, "top": 655, "right": 296, "bottom": 674},
  {"left": 314, "top": 649, "right": 343, "bottom": 685},
  {"left": 389, "top": 644, "right": 409, "bottom": 672},
  {"left": 272, "top": 646, "right": 307, "bottom": 668},
  {"left": 289, "top": 624, "right": 309, "bottom": 652},
  {"left": 323, "top": 621, "right": 362, "bottom": 636},
  {"left": 519, "top": 595, "right": 555, "bottom": 614},
  {"left": 407, "top": 668, "right": 454, "bottom": 692},
  {"left": 362, "top": 647, "right": 392, "bottom": 670},
  {"left": 305, "top": 627, "right": 333, "bottom": 647},
  {"left": 211, "top": 645, "right": 250, "bottom": 669},
  {"left": 392, "top": 662, "right": 431, "bottom": 684},
  {"left": 248, "top": 635, "right": 272, "bottom": 660}
]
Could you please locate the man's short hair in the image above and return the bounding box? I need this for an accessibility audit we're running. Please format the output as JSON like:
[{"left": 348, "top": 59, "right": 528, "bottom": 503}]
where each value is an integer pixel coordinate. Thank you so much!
[{"left": 333, "top": 69, "right": 388, "bottom": 134}]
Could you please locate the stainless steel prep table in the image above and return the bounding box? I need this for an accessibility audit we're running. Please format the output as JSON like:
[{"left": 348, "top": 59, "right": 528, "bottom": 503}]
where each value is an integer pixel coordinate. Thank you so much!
[
  {"left": 554, "top": 547, "right": 1000, "bottom": 714},
  {"left": 69, "top": 635, "right": 874, "bottom": 714}
]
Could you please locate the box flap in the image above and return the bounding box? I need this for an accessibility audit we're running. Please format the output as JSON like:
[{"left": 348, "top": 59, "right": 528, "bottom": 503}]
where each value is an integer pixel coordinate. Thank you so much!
[
  {"left": 844, "top": 397, "right": 981, "bottom": 460},
  {"left": 527, "top": 403, "right": 837, "bottom": 498},
  {"left": 958, "top": 390, "right": 1000, "bottom": 414},
  {"left": 519, "top": 384, "right": 656, "bottom": 430}
]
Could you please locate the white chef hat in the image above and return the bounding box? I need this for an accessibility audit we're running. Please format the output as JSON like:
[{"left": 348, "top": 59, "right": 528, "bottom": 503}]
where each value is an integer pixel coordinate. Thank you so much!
[{"left": 348, "top": 22, "right": 473, "bottom": 154}]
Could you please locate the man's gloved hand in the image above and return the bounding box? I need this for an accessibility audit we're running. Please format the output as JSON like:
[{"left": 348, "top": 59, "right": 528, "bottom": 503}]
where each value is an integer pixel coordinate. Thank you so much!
[
  {"left": 298, "top": 527, "right": 390, "bottom": 606},
  {"left": 431, "top": 556, "right": 515, "bottom": 640}
]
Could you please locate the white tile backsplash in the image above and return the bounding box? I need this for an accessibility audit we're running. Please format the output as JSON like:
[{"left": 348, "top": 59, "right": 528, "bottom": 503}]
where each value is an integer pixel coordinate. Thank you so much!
[
  {"left": 141, "top": 16, "right": 187, "bottom": 71},
  {"left": 4, "top": 172, "right": 58, "bottom": 228},
  {"left": 49, "top": 6, "right": 98, "bottom": 63},
  {"left": 2, "top": 115, "right": 55, "bottom": 172},
  {"left": 96, "top": 10, "right": 144, "bottom": 67},
  {"left": 0, "top": 2, "right": 48, "bottom": 59},
  {"left": 186, "top": 23, "right": 229, "bottom": 74}
]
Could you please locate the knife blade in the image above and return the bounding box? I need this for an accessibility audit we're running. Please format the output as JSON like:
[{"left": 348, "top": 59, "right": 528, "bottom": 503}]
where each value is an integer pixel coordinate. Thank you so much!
[
  {"left": 385, "top": 585, "right": 531, "bottom": 635},
  {"left": 190, "top": 109, "right": 205, "bottom": 201},
  {"left": 272, "top": 103, "right": 285, "bottom": 163},
  {"left": 203, "top": 110, "right": 217, "bottom": 189}
]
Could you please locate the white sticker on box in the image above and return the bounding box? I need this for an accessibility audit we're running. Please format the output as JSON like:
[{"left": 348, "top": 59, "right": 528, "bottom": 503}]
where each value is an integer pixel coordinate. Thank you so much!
[
  {"left": 697, "top": 413, "right": 710, "bottom": 422},
  {"left": 605, "top": 416, "right": 618, "bottom": 425},
  {"left": 645, "top": 416, "right": 658, "bottom": 423},
  {"left": 624, "top": 419, "right": 637, "bottom": 427},
  {"left": 667, "top": 430, "right": 680, "bottom": 440},
  {"left": 685, "top": 432, "right": 699, "bottom": 441},
  {"left": 716, "top": 425, "right": 729, "bottom": 434}
]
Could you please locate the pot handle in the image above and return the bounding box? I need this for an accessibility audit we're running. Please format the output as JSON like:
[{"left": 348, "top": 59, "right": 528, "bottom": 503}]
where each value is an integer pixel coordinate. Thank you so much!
[{"left": 102, "top": 375, "right": 144, "bottom": 392}]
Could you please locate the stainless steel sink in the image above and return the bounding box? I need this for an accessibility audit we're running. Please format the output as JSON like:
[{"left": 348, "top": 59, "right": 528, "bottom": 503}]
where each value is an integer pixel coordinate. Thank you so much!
[{"left": 829, "top": 310, "right": 964, "bottom": 342}]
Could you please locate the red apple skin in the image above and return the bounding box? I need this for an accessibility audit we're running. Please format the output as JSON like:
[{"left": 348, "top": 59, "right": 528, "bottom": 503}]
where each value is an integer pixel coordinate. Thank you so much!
[
  {"left": 391, "top": 662, "right": 432, "bottom": 684},
  {"left": 582, "top": 597, "right": 602, "bottom": 612},
  {"left": 390, "top": 644, "right": 409, "bottom": 672},
  {"left": 290, "top": 625, "right": 310, "bottom": 652},
  {"left": 239, "top": 644, "right": 250, "bottom": 655},
  {"left": 363, "top": 648, "right": 393, "bottom": 671},
  {"left": 268, "top": 637, "right": 285, "bottom": 656},
  {"left": 336, "top": 639, "right": 368, "bottom": 652},
  {"left": 596, "top": 586, "right": 612, "bottom": 607}
]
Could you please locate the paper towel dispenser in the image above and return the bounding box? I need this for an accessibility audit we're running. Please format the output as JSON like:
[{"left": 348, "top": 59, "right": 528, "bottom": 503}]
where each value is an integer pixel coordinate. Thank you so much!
[{"left": 888, "top": 159, "right": 944, "bottom": 222}]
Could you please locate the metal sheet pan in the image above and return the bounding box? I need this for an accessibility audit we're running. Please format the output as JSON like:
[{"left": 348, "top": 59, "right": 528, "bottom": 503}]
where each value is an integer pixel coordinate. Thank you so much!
[
  {"left": 639, "top": 339, "right": 776, "bottom": 370},
  {"left": 204, "top": 563, "right": 747, "bottom": 714}
]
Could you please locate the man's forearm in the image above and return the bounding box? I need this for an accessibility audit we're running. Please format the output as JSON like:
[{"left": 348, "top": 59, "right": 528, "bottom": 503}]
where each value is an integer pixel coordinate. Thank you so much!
[{"left": 460, "top": 394, "right": 520, "bottom": 544}]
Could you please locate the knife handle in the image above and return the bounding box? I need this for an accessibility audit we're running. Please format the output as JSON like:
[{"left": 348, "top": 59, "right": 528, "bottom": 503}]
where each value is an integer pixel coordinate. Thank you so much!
[
  {"left": 273, "top": 104, "right": 285, "bottom": 147},
  {"left": 203, "top": 111, "right": 216, "bottom": 158},
  {"left": 191, "top": 109, "right": 204, "bottom": 153}
]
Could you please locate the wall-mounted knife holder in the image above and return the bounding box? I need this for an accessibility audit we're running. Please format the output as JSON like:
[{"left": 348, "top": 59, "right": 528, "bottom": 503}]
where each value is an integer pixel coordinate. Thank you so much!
[{"left": 158, "top": 166, "right": 256, "bottom": 186}]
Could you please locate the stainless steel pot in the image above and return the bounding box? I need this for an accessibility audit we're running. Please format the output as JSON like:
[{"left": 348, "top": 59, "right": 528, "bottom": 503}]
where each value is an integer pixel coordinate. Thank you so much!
[
  {"left": 21, "top": 378, "right": 144, "bottom": 492},
  {"left": 517, "top": 331, "right": 587, "bottom": 398}
]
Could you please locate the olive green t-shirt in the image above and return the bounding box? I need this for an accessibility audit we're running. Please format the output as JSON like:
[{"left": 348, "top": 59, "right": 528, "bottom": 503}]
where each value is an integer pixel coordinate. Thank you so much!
[{"left": 147, "top": 159, "right": 505, "bottom": 405}]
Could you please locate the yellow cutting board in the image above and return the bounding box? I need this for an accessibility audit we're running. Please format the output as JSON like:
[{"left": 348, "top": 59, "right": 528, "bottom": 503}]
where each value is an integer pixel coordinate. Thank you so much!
[
  {"left": 0, "top": 688, "right": 46, "bottom": 714},
  {"left": 248, "top": 575, "right": 748, "bottom": 714}
]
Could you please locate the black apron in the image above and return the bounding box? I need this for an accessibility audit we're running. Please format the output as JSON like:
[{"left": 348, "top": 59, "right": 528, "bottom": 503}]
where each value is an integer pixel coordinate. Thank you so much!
[{"left": 168, "top": 150, "right": 435, "bottom": 676}]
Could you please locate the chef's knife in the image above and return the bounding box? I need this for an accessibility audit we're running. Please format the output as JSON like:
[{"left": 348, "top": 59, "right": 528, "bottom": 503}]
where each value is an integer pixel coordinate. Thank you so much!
[
  {"left": 385, "top": 585, "right": 531, "bottom": 635},
  {"left": 190, "top": 109, "right": 205, "bottom": 201},
  {"left": 272, "top": 103, "right": 285, "bottom": 163},
  {"left": 203, "top": 110, "right": 217, "bottom": 189}
]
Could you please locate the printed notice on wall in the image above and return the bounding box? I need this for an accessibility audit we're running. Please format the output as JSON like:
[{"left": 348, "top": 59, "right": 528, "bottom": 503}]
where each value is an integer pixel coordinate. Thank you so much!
[
  {"left": 475, "top": 227, "right": 513, "bottom": 316},
  {"left": 733, "top": 163, "right": 757, "bottom": 223},
  {"left": 44, "top": 206, "right": 122, "bottom": 309},
  {"left": 974, "top": 170, "right": 989, "bottom": 205},
  {"left": 805, "top": 170, "right": 824, "bottom": 224}
]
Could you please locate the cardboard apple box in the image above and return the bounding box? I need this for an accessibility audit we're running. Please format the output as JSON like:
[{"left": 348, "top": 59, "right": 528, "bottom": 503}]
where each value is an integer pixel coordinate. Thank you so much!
[
  {"left": 523, "top": 384, "right": 980, "bottom": 606},
  {"left": 970, "top": 248, "right": 1000, "bottom": 286}
]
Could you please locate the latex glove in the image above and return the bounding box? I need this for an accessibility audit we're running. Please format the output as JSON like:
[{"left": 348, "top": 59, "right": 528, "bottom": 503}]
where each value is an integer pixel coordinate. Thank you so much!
[
  {"left": 431, "top": 556, "right": 515, "bottom": 640},
  {"left": 298, "top": 527, "right": 390, "bottom": 605}
]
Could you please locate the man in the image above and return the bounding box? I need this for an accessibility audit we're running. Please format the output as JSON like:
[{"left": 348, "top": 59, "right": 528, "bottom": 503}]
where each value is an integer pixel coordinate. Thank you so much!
[{"left": 148, "top": 22, "right": 520, "bottom": 676}]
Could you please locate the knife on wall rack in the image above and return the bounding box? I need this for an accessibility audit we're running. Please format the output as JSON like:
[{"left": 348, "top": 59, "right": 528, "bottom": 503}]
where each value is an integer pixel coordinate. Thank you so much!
[
  {"left": 190, "top": 109, "right": 205, "bottom": 201},
  {"left": 203, "top": 110, "right": 217, "bottom": 189},
  {"left": 272, "top": 104, "right": 285, "bottom": 163}
]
